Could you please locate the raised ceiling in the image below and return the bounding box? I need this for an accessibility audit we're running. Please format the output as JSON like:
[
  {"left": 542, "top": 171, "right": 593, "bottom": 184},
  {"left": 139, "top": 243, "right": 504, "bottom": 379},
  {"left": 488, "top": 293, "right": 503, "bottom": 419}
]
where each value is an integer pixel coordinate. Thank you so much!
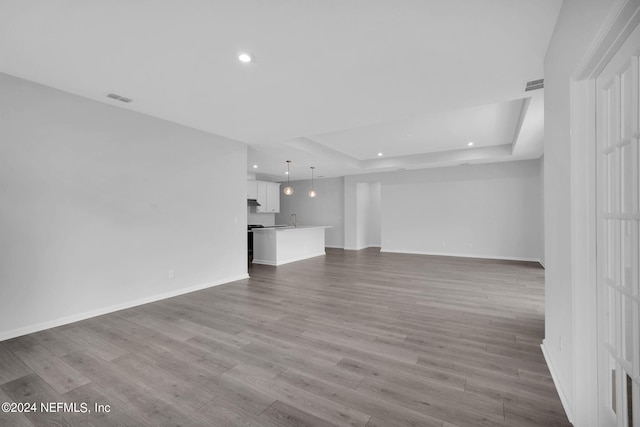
[
  {"left": 311, "top": 99, "right": 526, "bottom": 160},
  {"left": 0, "top": 0, "right": 562, "bottom": 180}
]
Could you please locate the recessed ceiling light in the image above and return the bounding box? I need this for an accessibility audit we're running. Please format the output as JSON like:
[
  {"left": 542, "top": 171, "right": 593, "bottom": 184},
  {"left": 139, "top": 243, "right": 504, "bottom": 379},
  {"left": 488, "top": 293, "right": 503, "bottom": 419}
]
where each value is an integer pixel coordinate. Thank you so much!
[
  {"left": 252, "top": 164, "right": 258, "bottom": 169},
  {"left": 377, "top": 152, "right": 383, "bottom": 157},
  {"left": 238, "top": 52, "right": 253, "bottom": 63},
  {"left": 285, "top": 171, "right": 289, "bottom": 175},
  {"left": 467, "top": 141, "right": 474, "bottom": 147}
]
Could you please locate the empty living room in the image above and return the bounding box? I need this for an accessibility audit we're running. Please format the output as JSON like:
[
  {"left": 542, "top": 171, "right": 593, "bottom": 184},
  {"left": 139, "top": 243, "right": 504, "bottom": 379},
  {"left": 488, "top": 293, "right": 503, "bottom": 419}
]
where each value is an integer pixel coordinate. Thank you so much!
[{"left": 1, "top": 1, "right": 638, "bottom": 426}]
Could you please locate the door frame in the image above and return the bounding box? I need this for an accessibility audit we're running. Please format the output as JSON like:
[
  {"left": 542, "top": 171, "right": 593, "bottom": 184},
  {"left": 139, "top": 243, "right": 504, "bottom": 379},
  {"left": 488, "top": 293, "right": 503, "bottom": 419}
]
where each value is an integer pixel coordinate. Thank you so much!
[{"left": 570, "top": 1, "right": 640, "bottom": 425}]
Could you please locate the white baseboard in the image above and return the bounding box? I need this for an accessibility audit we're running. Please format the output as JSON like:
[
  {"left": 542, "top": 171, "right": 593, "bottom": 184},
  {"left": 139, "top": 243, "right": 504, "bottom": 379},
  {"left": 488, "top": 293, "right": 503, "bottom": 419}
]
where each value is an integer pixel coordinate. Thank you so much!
[
  {"left": 252, "top": 259, "right": 277, "bottom": 265},
  {"left": 253, "top": 252, "right": 325, "bottom": 266},
  {"left": 541, "top": 342, "right": 574, "bottom": 424},
  {"left": 343, "top": 245, "right": 381, "bottom": 251},
  {"left": 0, "top": 273, "right": 249, "bottom": 342},
  {"left": 325, "top": 245, "right": 344, "bottom": 249},
  {"left": 380, "top": 248, "right": 543, "bottom": 264}
]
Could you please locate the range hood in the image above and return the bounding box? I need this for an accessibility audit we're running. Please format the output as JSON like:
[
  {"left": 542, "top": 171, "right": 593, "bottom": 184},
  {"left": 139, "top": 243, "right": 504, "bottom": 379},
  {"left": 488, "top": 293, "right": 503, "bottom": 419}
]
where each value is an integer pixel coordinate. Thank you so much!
[{"left": 247, "top": 199, "right": 261, "bottom": 207}]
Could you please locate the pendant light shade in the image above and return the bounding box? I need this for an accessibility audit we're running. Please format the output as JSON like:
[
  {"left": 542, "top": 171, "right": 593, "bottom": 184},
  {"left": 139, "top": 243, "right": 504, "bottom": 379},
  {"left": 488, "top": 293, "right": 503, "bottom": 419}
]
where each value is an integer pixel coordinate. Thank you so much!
[
  {"left": 308, "top": 166, "right": 317, "bottom": 198},
  {"left": 283, "top": 160, "right": 294, "bottom": 195}
]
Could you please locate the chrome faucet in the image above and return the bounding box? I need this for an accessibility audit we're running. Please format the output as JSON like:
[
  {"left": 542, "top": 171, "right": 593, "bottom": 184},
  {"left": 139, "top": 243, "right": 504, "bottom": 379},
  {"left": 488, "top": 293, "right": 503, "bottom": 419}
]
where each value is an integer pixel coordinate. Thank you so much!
[{"left": 289, "top": 213, "right": 297, "bottom": 228}]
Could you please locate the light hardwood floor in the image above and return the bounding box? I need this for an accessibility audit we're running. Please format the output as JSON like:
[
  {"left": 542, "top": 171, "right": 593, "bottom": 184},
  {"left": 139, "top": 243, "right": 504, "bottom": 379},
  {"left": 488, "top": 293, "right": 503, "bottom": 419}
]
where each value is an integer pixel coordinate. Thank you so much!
[{"left": 0, "top": 248, "right": 571, "bottom": 426}]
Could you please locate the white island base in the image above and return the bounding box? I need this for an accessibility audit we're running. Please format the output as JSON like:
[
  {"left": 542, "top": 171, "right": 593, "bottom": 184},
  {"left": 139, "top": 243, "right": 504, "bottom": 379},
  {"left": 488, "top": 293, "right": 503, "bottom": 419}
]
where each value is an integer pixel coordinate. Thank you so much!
[{"left": 252, "top": 226, "right": 330, "bottom": 266}]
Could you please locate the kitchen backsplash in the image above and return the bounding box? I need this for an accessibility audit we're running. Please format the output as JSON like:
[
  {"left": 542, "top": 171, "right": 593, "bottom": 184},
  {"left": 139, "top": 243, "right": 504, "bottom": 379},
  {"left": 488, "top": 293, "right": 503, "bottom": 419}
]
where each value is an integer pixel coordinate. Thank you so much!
[{"left": 248, "top": 210, "right": 275, "bottom": 226}]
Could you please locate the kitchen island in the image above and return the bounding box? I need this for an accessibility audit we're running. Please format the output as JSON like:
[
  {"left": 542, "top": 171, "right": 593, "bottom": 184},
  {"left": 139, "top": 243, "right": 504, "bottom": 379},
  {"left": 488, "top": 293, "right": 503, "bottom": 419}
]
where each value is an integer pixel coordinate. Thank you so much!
[{"left": 251, "top": 226, "right": 331, "bottom": 266}]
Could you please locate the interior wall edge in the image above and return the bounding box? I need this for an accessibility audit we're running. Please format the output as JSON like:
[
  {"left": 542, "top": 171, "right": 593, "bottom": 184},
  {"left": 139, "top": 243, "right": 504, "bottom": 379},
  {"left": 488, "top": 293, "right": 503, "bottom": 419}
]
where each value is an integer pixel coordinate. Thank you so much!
[
  {"left": 0, "top": 273, "right": 249, "bottom": 342},
  {"left": 541, "top": 341, "right": 575, "bottom": 424},
  {"left": 380, "top": 249, "right": 544, "bottom": 265}
]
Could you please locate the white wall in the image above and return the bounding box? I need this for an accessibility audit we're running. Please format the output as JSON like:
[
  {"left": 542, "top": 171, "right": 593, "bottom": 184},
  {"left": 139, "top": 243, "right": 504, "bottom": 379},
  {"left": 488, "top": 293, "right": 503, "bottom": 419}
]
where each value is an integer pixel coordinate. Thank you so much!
[
  {"left": 543, "top": 0, "right": 618, "bottom": 417},
  {"left": 351, "top": 182, "right": 381, "bottom": 249},
  {"left": 381, "top": 161, "right": 542, "bottom": 260},
  {"left": 276, "top": 177, "right": 344, "bottom": 247},
  {"left": 248, "top": 210, "right": 275, "bottom": 226},
  {"left": 539, "top": 155, "right": 545, "bottom": 266},
  {"left": 344, "top": 160, "right": 543, "bottom": 261},
  {"left": 368, "top": 182, "right": 381, "bottom": 247},
  {"left": 356, "top": 182, "right": 371, "bottom": 250},
  {"left": 0, "top": 73, "right": 248, "bottom": 340}
]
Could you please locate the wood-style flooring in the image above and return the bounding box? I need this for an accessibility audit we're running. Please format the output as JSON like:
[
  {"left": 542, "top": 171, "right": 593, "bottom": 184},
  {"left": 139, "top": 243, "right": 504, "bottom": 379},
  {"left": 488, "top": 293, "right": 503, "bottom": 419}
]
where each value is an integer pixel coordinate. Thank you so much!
[{"left": 0, "top": 248, "right": 571, "bottom": 426}]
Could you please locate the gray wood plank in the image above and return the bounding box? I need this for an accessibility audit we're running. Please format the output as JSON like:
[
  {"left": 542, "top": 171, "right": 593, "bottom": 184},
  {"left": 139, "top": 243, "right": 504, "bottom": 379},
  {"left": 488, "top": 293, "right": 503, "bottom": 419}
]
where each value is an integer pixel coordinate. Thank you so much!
[
  {"left": 259, "top": 400, "right": 337, "bottom": 427},
  {"left": 0, "top": 343, "right": 33, "bottom": 386},
  {"left": 0, "top": 248, "right": 571, "bottom": 426},
  {"left": 192, "top": 399, "right": 280, "bottom": 427},
  {"left": 13, "top": 345, "right": 90, "bottom": 394},
  {"left": 1, "top": 373, "right": 76, "bottom": 427},
  {"left": 0, "top": 387, "right": 33, "bottom": 427},
  {"left": 62, "top": 382, "right": 147, "bottom": 427},
  {"left": 61, "top": 351, "right": 154, "bottom": 403},
  {"left": 277, "top": 368, "right": 444, "bottom": 427}
]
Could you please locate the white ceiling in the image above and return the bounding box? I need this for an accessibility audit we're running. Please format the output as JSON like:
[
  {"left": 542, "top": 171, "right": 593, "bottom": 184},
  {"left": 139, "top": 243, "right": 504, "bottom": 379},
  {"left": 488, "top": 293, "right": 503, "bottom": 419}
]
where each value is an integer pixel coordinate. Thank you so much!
[
  {"left": 311, "top": 99, "right": 526, "bottom": 160},
  {"left": 0, "top": 0, "right": 562, "bottom": 180}
]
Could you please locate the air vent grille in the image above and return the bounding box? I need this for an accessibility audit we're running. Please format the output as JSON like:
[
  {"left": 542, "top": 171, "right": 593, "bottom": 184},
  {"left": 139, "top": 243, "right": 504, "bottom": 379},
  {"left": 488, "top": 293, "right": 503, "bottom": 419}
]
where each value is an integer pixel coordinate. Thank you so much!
[
  {"left": 107, "top": 93, "right": 133, "bottom": 103},
  {"left": 525, "top": 79, "right": 544, "bottom": 91}
]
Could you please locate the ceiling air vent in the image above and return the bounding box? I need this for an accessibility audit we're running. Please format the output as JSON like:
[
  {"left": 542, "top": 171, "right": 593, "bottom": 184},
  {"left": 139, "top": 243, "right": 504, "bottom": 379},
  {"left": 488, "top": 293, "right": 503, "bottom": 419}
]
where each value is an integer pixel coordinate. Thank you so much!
[
  {"left": 525, "top": 79, "right": 544, "bottom": 91},
  {"left": 107, "top": 93, "right": 133, "bottom": 103}
]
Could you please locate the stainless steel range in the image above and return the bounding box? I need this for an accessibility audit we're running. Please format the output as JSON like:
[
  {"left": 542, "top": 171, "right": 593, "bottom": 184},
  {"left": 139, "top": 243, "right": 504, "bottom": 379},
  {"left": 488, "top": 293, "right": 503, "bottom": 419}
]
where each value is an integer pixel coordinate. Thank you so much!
[{"left": 247, "top": 224, "right": 264, "bottom": 267}]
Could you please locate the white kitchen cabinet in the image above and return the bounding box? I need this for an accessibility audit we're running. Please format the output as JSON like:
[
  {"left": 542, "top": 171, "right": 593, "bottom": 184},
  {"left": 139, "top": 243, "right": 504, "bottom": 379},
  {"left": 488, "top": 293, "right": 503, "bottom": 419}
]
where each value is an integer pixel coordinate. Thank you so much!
[
  {"left": 265, "top": 182, "right": 280, "bottom": 213},
  {"left": 254, "top": 180, "right": 280, "bottom": 213},
  {"left": 256, "top": 181, "right": 267, "bottom": 212},
  {"left": 247, "top": 180, "right": 258, "bottom": 199}
]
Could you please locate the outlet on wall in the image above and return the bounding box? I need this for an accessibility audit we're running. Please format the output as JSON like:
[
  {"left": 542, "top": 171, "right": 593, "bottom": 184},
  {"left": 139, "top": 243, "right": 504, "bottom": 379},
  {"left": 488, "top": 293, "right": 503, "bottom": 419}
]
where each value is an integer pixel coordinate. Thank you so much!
[{"left": 168, "top": 269, "right": 175, "bottom": 279}]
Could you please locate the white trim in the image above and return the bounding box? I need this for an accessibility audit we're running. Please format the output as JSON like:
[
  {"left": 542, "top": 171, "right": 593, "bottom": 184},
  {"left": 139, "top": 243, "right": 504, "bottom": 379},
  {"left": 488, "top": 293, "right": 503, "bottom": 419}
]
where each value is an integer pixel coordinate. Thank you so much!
[
  {"left": 569, "top": 2, "right": 640, "bottom": 424},
  {"left": 253, "top": 252, "right": 325, "bottom": 266},
  {"left": 343, "top": 246, "right": 380, "bottom": 251},
  {"left": 569, "top": 78, "right": 600, "bottom": 427},
  {"left": 574, "top": 0, "right": 640, "bottom": 80},
  {"left": 380, "top": 248, "right": 543, "bottom": 265},
  {"left": 542, "top": 342, "right": 575, "bottom": 423},
  {"left": 0, "top": 273, "right": 249, "bottom": 342},
  {"left": 324, "top": 245, "right": 345, "bottom": 249}
]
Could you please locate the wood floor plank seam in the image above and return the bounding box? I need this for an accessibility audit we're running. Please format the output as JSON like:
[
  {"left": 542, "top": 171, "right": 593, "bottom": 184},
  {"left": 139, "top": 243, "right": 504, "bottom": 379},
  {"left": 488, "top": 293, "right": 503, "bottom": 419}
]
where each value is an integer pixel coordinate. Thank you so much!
[{"left": 0, "top": 248, "right": 571, "bottom": 426}]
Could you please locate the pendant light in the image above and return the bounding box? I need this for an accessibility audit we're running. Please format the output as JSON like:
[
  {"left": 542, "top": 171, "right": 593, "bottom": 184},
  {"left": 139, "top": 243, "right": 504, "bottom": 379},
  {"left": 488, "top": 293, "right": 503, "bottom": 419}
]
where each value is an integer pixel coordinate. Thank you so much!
[
  {"left": 283, "top": 160, "right": 294, "bottom": 195},
  {"left": 308, "top": 166, "right": 317, "bottom": 198}
]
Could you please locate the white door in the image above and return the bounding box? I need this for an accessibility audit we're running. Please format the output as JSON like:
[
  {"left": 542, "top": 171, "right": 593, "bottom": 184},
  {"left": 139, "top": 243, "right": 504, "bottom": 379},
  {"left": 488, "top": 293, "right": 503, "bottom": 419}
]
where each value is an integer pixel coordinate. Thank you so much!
[{"left": 596, "top": 21, "right": 640, "bottom": 427}]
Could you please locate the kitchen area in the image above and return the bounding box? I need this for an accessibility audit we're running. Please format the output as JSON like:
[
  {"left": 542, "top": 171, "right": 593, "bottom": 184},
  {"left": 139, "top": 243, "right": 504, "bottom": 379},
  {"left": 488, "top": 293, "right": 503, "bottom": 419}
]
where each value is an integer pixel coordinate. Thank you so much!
[{"left": 247, "top": 178, "right": 330, "bottom": 267}]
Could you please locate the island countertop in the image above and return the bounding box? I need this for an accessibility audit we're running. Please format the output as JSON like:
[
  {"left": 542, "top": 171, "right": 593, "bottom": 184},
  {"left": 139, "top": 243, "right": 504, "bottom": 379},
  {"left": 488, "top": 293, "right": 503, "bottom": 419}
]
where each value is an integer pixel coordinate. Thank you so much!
[
  {"left": 251, "top": 226, "right": 331, "bottom": 266},
  {"left": 251, "top": 225, "right": 331, "bottom": 232}
]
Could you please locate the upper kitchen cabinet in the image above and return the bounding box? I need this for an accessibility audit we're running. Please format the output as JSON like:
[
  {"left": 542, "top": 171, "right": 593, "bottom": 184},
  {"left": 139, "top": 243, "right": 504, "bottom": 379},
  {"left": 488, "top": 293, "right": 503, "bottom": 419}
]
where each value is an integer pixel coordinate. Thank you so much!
[
  {"left": 253, "top": 180, "right": 280, "bottom": 213},
  {"left": 256, "top": 180, "right": 267, "bottom": 212},
  {"left": 265, "top": 182, "right": 280, "bottom": 213},
  {"left": 247, "top": 180, "right": 258, "bottom": 199}
]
